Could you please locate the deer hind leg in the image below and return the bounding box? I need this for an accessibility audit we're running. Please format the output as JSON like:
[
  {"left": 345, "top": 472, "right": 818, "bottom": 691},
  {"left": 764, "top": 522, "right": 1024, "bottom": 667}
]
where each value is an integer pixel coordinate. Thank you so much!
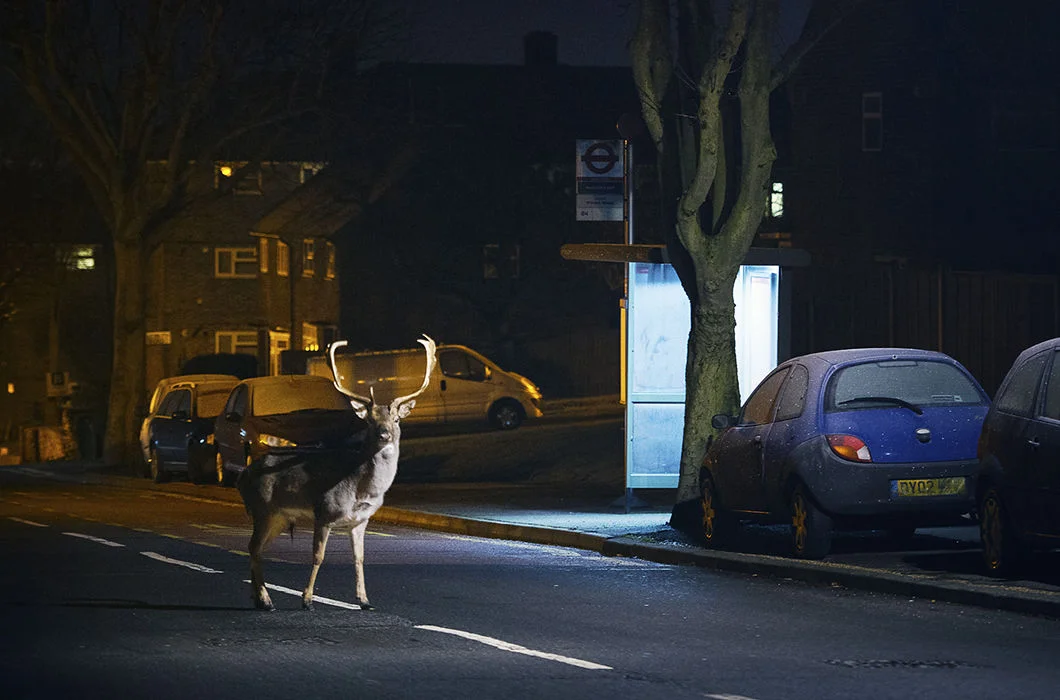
[
  {"left": 302, "top": 523, "right": 331, "bottom": 610},
  {"left": 249, "top": 514, "right": 288, "bottom": 611},
  {"left": 349, "top": 520, "right": 372, "bottom": 609}
]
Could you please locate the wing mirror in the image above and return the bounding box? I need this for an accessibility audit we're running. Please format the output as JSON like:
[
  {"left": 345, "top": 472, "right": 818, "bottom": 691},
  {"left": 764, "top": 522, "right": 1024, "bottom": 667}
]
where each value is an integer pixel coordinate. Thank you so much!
[{"left": 711, "top": 413, "right": 735, "bottom": 430}]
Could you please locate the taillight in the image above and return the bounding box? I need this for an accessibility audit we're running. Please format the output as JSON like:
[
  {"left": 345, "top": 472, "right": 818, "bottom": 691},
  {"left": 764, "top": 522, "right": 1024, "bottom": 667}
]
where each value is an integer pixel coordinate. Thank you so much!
[{"left": 827, "top": 434, "right": 872, "bottom": 462}]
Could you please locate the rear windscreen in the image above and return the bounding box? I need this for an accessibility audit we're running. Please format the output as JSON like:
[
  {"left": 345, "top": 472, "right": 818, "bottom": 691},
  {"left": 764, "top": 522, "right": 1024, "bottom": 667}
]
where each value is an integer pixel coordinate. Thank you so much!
[
  {"left": 196, "top": 387, "right": 234, "bottom": 418},
  {"left": 825, "top": 360, "right": 985, "bottom": 411}
]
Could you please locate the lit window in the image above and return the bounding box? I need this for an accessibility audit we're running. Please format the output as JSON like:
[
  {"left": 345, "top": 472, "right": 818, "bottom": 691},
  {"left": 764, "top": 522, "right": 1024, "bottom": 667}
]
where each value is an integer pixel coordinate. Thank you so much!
[
  {"left": 325, "top": 242, "right": 336, "bottom": 280},
  {"left": 6, "top": 383, "right": 13, "bottom": 394},
  {"left": 277, "top": 241, "right": 290, "bottom": 277},
  {"left": 302, "top": 239, "right": 315, "bottom": 278},
  {"left": 862, "top": 92, "right": 883, "bottom": 152},
  {"left": 258, "top": 238, "right": 269, "bottom": 274},
  {"left": 303, "top": 322, "right": 319, "bottom": 351},
  {"left": 215, "top": 331, "right": 258, "bottom": 356},
  {"left": 767, "top": 182, "right": 784, "bottom": 218},
  {"left": 300, "top": 162, "right": 325, "bottom": 183},
  {"left": 215, "top": 247, "right": 258, "bottom": 278},
  {"left": 60, "top": 245, "right": 96, "bottom": 271},
  {"left": 215, "top": 161, "right": 262, "bottom": 195}
]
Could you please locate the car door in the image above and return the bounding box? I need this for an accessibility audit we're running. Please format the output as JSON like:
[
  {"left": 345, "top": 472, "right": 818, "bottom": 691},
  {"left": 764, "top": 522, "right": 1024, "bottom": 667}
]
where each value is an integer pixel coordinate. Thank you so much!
[
  {"left": 152, "top": 388, "right": 192, "bottom": 466},
  {"left": 438, "top": 349, "right": 490, "bottom": 423},
  {"left": 1027, "top": 348, "right": 1060, "bottom": 536},
  {"left": 711, "top": 367, "right": 790, "bottom": 512},
  {"left": 761, "top": 363, "right": 811, "bottom": 509},
  {"left": 215, "top": 384, "right": 248, "bottom": 469}
]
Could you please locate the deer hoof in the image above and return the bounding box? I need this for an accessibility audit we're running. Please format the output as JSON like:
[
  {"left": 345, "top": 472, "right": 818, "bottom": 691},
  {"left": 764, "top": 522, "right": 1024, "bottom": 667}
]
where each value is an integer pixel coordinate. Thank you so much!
[
  {"left": 302, "top": 600, "right": 314, "bottom": 611},
  {"left": 254, "top": 599, "right": 275, "bottom": 612},
  {"left": 358, "top": 601, "right": 374, "bottom": 611}
]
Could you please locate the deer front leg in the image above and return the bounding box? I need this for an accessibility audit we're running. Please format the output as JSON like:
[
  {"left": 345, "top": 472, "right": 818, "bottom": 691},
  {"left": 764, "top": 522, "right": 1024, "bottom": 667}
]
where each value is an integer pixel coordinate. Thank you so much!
[
  {"left": 302, "top": 523, "right": 331, "bottom": 610},
  {"left": 249, "top": 515, "right": 287, "bottom": 611},
  {"left": 349, "top": 520, "right": 373, "bottom": 609}
]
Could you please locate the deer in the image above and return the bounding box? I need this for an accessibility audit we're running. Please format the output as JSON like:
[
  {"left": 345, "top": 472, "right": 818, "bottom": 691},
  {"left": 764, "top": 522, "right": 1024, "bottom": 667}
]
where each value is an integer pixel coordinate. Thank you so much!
[{"left": 237, "top": 334, "right": 437, "bottom": 611}]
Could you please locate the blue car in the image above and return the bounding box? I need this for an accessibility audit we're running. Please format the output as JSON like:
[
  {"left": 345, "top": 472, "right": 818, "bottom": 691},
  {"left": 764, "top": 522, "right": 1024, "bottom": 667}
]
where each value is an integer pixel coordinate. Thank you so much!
[{"left": 701, "top": 348, "right": 990, "bottom": 558}]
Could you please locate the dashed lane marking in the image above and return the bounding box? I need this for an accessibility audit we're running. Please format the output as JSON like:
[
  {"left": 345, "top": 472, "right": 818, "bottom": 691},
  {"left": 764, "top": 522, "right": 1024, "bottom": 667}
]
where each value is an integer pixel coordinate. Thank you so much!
[
  {"left": 63, "top": 532, "right": 125, "bottom": 548},
  {"left": 414, "top": 624, "right": 613, "bottom": 671},
  {"left": 141, "top": 551, "right": 222, "bottom": 574},
  {"left": 141, "top": 491, "right": 243, "bottom": 508},
  {"left": 8, "top": 517, "right": 48, "bottom": 528},
  {"left": 242, "top": 580, "right": 362, "bottom": 610}
]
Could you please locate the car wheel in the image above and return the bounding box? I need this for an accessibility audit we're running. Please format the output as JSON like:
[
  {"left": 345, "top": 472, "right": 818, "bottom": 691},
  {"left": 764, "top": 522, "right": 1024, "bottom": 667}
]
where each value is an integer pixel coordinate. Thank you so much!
[
  {"left": 700, "top": 474, "right": 735, "bottom": 546},
  {"left": 790, "top": 485, "right": 832, "bottom": 559},
  {"left": 149, "top": 447, "right": 168, "bottom": 484},
  {"left": 215, "top": 450, "right": 227, "bottom": 486},
  {"left": 489, "top": 400, "right": 525, "bottom": 430},
  {"left": 979, "top": 486, "right": 1024, "bottom": 576}
]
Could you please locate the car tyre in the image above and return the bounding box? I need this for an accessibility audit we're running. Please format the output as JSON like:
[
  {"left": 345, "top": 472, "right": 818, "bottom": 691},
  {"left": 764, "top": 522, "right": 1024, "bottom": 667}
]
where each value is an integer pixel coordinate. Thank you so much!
[
  {"left": 149, "top": 447, "right": 168, "bottom": 484},
  {"left": 700, "top": 474, "right": 736, "bottom": 546},
  {"left": 215, "top": 450, "right": 227, "bottom": 486},
  {"left": 489, "top": 400, "right": 525, "bottom": 430},
  {"left": 790, "top": 485, "right": 832, "bottom": 559},
  {"left": 979, "top": 486, "right": 1025, "bottom": 576}
]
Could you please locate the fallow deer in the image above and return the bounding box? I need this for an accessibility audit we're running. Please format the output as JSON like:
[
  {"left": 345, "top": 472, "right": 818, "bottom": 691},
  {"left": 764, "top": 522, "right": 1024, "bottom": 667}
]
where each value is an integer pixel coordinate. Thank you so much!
[{"left": 237, "top": 334, "right": 437, "bottom": 611}]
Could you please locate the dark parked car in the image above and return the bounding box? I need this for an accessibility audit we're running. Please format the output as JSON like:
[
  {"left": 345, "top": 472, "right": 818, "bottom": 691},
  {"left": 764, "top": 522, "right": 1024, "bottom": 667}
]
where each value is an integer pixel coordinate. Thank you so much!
[
  {"left": 701, "top": 348, "right": 990, "bottom": 558},
  {"left": 976, "top": 337, "right": 1060, "bottom": 575},
  {"left": 145, "top": 377, "right": 239, "bottom": 483},
  {"left": 213, "top": 374, "right": 366, "bottom": 485}
]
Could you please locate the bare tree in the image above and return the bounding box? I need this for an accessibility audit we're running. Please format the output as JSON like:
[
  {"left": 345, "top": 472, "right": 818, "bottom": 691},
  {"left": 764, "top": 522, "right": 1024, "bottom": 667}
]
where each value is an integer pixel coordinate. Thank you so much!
[
  {"left": 2, "top": 0, "right": 401, "bottom": 465},
  {"left": 630, "top": 0, "right": 862, "bottom": 508}
]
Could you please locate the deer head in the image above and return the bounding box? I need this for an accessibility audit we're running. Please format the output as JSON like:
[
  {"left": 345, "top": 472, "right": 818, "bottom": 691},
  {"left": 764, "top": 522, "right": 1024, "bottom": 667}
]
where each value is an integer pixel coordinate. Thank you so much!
[{"left": 327, "top": 335, "right": 437, "bottom": 423}]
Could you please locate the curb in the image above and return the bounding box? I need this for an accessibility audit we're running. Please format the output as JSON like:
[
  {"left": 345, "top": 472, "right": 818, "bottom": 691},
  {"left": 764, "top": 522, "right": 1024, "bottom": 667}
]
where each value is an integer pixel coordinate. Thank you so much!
[{"left": 374, "top": 506, "right": 1060, "bottom": 620}]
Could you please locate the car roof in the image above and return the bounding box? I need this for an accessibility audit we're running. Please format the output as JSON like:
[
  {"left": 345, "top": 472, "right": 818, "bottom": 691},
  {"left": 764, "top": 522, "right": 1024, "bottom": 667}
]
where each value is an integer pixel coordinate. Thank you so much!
[
  {"left": 1010, "top": 337, "right": 1060, "bottom": 366},
  {"left": 790, "top": 347, "right": 960, "bottom": 369},
  {"left": 238, "top": 374, "right": 336, "bottom": 387}
]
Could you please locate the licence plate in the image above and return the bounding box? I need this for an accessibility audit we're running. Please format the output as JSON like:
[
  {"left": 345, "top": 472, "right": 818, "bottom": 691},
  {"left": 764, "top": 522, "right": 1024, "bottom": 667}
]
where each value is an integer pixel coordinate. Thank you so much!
[{"left": 891, "top": 477, "right": 967, "bottom": 498}]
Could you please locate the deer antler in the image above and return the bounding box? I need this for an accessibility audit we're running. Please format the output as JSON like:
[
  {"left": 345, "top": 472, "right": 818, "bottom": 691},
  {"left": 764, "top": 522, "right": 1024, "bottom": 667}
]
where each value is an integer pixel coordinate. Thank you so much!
[
  {"left": 391, "top": 335, "right": 437, "bottom": 411},
  {"left": 327, "top": 340, "right": 372, "bottom": 410}
]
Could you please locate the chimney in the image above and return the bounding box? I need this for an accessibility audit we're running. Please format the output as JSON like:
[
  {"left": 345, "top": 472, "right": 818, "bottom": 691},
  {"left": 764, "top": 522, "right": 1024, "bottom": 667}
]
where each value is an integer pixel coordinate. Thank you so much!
[{"left": 524, "top": 31, "right": 558, "bottom": 67}]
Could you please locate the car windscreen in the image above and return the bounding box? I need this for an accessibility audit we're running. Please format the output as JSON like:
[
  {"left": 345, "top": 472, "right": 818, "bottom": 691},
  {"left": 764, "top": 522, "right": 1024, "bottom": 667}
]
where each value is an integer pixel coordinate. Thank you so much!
[
  {"left": 251, "top": 381, "right": 353, "bottom": 416},
  {"left": 825, "top": 359, "right": 985, "bottom": 411},
  {"left": 196, "top": 387, "right": 235, "bottom": 418}
]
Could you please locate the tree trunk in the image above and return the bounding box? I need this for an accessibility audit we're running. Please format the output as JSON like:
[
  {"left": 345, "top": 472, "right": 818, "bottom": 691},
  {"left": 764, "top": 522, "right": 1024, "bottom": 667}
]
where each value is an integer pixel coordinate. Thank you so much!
[
  {"left": 677, "top": 273, "right": 741, "bottom": 502},
  {"left": 102, "top": 238, "right": 146, "bottom": 470}
]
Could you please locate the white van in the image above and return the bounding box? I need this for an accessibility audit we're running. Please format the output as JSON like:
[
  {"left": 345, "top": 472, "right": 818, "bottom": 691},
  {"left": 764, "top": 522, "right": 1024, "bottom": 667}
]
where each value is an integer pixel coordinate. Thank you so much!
[{"left": 308, "top": 344, "right": 543, "bottom": 429}]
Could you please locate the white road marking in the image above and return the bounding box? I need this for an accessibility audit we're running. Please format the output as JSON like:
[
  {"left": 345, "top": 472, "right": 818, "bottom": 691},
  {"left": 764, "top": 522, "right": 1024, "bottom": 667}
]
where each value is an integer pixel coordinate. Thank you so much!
[
  {"left": 414, "top": 624, "right": 613, "bottom": 671},
  {"left": 440, "top": 533, "right": 580, "bottom": 557},
  {"left": 704, "top": 695, "right": 761, "bottom": 700},
  {"left": 241, "top": 580, "right": 362, "bottom": 610},
  {"left": 142, "top": 491, "right": 243, "bottom": 508},
  {"left": 8, "top": 517, "right": 48, "bottom": 528},
  {"left": 63, "top": 532, "right": 125, "bottom": 548},
  {"left": 141, "top": 551, "right": 222, "bottom": 573}
]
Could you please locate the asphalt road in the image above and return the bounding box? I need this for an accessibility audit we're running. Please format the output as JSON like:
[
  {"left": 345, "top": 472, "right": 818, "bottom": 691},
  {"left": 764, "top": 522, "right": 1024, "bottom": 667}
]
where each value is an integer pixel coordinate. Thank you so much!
[{"left": 4, "top": 468, "right": 1060, "bottom": 699}]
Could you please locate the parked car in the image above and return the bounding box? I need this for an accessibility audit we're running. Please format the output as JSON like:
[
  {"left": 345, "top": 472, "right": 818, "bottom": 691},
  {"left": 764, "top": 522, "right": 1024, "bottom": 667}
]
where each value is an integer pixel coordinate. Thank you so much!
[
  {"left": 144, "top": 377, "right": 240, "bottom": 483},
  {"left": 213, "top": 374, "right": 366, "bottom": 485},
  {"left": 701, "top": 348, "right": 990, "bottom": 559},
  {"left": 306, "top": 343, "right": 543, "bottom": 430},
  {"left": 976, "top": 337, "right": 1060, "bottom": 575},
  {"left": 139, "top": 373, "right": 239, "bottom": 470}
]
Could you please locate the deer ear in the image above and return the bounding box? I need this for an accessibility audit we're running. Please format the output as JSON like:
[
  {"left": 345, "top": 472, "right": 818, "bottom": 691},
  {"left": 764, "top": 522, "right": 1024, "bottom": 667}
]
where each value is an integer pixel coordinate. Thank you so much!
[
  {"left": 354, "top": 405, "right": 369, "bottom": 420},
  {"left": 396, "top": 400, "right": 415, "bottom": 419}
]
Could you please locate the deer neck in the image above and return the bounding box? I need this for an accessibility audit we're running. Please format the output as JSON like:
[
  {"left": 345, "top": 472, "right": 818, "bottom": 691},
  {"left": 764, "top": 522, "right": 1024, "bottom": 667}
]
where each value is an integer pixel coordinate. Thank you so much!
[{"left": 359, "top": 441, "right": 399, "bottom": 495}]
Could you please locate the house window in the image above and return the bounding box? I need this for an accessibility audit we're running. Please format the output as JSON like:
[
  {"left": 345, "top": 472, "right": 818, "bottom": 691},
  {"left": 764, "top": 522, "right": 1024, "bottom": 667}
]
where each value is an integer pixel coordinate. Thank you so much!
[
  {"left": 59, "top": 245, "right": 97, "bottom": 271},
  {"left": 258, "top": 238, "right": 269, "bottom": 274},
  {"left": 862, "top": 92, "right": 883, "bottom": 152},
  {"left": 325, "top": 242, "right": 336, "bottom": 280},
  {"left": 302, "top": 322, "right": 319, "bottom": 351},
  {"left": 302, "top": 238, "right": 315, "bottom": 278},
  {"left": 300, "top": 162, "right": 325, "bottom": 183},
  {"left": 484, "top": 243, "right": 520, "bottom": 279},
  {"left": 215, "top": 247, "right": 258, "bottom": 278},
  {"left": 215, "top": 161, "right": 262, "bottom": 195},
  {"left": 277, "top": 241, "right": 290, "bottom": 277},
  {"left": 766, "top": 182, "right": 784, "bottom": 218},
  {"left": 215, "top": 330, "right": 258, "bottom": 356},
  {"left": 268, "top": 330, "right": 290, "bottom": 376}
]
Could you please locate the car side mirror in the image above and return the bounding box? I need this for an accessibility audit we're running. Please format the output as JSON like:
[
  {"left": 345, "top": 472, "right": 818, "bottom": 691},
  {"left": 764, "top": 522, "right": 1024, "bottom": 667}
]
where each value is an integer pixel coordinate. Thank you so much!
[{"left": 711, "top": 413, "right": 735, "bottom": 430}]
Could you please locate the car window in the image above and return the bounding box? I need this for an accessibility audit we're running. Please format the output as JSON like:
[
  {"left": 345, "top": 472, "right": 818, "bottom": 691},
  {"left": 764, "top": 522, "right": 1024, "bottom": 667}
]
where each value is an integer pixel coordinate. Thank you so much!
[
  {"left": 995, "top": 352, "right": 1048, "bottom": 417},
  {"left": 740, "top": 369, "right": 790, "bottom": 425},
  {"left": 173, "top": 389, "right": 192, "bottom": 415},
  {"left": 225, "top": 385, "right": 248, "bottom": 417},
  {"left": 250, "top": 381, "right": 352, "bottom": 417},
  {"left": 825, "top": 359, "right": 985, "bottom": 411},
  {"left": 440, "top": 350, "right": 487, "bottom": 381},
  {"left": 774, "top": 364, "right": 809, "bottom": 421},
  {"left": 1039, "top": 351, "right": 1060, "bottom": 420},
  {"left": 157, "top": 391, "right": 182, "bottom": 417},
  {"left": 197, "top": 387, "right": 233, "bottom": 418}
]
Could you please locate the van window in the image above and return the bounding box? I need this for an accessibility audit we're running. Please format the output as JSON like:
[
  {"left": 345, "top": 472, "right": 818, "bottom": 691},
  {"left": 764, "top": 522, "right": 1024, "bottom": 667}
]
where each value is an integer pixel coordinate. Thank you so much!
[{"left": 440, "top": 350, "right": 488, "bottom": 382}]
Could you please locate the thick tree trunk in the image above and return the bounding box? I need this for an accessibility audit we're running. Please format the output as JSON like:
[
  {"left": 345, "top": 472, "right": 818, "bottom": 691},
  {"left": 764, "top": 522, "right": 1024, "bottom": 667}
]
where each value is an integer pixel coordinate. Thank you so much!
[
  {"left": 677, "top": 275, "right": 741, "bottom": 502},
  {"left": 102, "top": 238, "right": 146, "bottom": 470}
]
